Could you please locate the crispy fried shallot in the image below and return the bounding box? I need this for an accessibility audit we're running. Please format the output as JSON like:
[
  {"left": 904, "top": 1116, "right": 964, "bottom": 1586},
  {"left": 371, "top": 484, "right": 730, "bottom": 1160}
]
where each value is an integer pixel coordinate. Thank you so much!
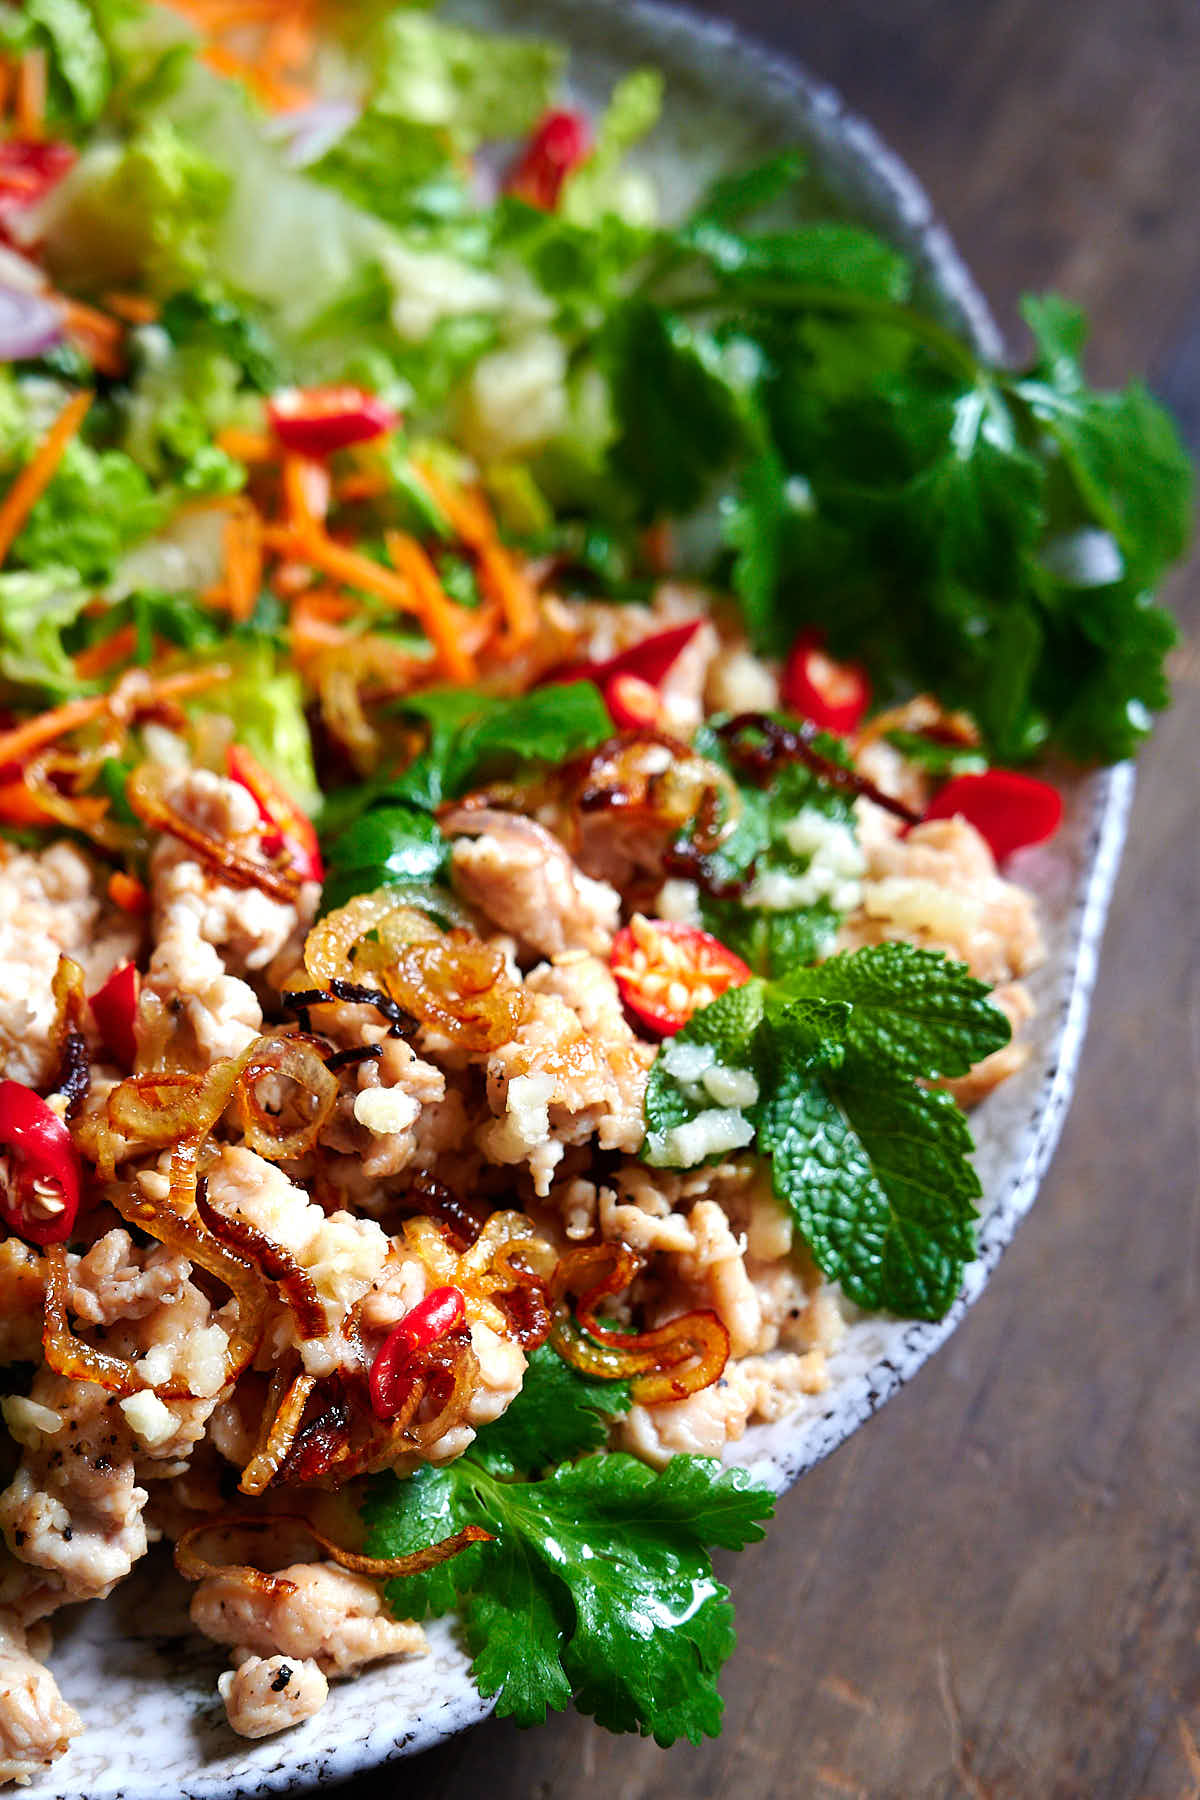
[
  {"left": 174, "top": 1510, "right": 491, "bottom": 1595},
  {"left": 717, "top": 712, "right": 921, "bottom": 824},
  {"left": 108, "top": 1136, "right": 267, "bottom": 1390},
  {"left": 42, "top": 1241, "right": 150, "bottom": 1397},
  {"left": 50, "top": 954, "right": 90, "bottom": 1119},
  {"left": 238, "top": 1366, "right": 318, "bottom": 1496},
  {"left": 549, "top": 1242, "right": 730, "bottom": 1404},
  {"left": 126, "top": 763, "right": 303, "bottom": 902},
  {"left": 195, "top": 1177, "right": 327, "bottom": 1342}
]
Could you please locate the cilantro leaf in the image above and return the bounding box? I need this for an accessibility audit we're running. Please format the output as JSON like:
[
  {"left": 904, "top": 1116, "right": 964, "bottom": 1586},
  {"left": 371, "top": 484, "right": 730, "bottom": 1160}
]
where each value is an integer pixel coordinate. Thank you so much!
[
  {"left": 472, "top": 1342, "right": 631, "bottom": 1479},
  {"left": 364, "top": 1451, "right": 772, "bottom": 1744},
  {"left": 361, "top": 1339, "right": 772, "bottom": 1744},
  {"left": 689, "top": 724, "right": 861, "bottom": 978},
  {"left": 319, "top": 683, "right": 611, "bottom": 907}
]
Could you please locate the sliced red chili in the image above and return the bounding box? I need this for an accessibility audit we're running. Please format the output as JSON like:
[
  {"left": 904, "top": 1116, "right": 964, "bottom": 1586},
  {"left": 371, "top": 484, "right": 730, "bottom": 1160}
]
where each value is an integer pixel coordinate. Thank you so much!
[
  {"left": 267, "top": 386, "right": 397, "bottom": 459},
  {"left": 226, "top": 744, "right": 324, "bottom": 884},
  {"left": 922, "top": 769, "right": 1063, "bottom": 863},
  {"left": 554, "top": 620, "right": 703, "bottom": 731},
  {"left": 0, "top": 141, "right": 76, "bottom": 224},
  {"left": 369, "top": 1285, "right": 467, "bottom": 1421},
  {"left": 611, "top": 917, "right": 752, "bottom": 1037},
  {"left": 782, "top": 629, "right": 871, "bottom": 735},
  {"left": 0, "top": 1081, "right": 81, "bottom": 1246},
  {"left": 504, "top": 109, "right": 592, "bottom": 211},
  {"left": 604, "top": 672, "right": 662, "bottom": 732},
  {"left": 89, "top": 962, "right": 140, "bottom": 1071}
]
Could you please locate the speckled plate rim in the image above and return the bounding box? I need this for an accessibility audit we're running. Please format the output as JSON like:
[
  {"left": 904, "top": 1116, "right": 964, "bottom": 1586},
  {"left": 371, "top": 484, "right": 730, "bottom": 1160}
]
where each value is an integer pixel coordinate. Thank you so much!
[{"left": 23, "top": 6, "right": 1134, "bottom": 1795}]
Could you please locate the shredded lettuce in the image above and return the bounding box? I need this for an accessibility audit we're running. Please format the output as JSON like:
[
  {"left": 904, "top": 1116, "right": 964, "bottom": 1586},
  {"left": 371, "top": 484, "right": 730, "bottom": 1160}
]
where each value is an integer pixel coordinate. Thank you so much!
[
  {"left": 368, "top": 12, "right": 563, "bottom": 147},
  {"left": 188, "top": 643, "right": 320, "bottom": 814},
  {"left": 0, "top": 568, "right": 92, "bottom": 700},
  {"left": 38, "top": 121, "right": 232, "bottom": 293}
]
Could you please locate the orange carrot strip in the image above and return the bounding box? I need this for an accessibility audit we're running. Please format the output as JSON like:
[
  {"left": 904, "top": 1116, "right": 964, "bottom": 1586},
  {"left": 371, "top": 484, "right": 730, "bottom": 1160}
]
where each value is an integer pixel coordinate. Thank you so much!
[
  {"left": 384, "top": 531, "right": 475, "bottom": 685},
  {"left": 282, "top": 456, "right": 330, "bottom": 534},
  {"left": 0, "top": 391, "right": 92, "bottom": 567},
  {"left": 102, "top": 292, "right": 160, "bottom": 326},
  {"left": 0, "top": 777, "right": 56, "bottom": 828},
  {"left": 264, "top": 524, "right": 417, "bottom": 614},
  {"left": 74, "top": 625, "right": 138, "bottom": 682},
  {"left": 222, "top": 501, "right": 264, "bottom": 623},
  {"left": 15, "top": 51, "right": 46, "bottom": 140},
  {"left": 0, "top": 694, "right": 109, "bottom": 774},
  {"left": 108, "top": 871, "right": 150, "bottom": 916},
  {"left": 416, "top": 463, "right": 538, "bottom": 654},
  {"left": 216, "top": 427, "right": 277, "bottom": 463},
  {"left": 335, "top": 470, "right": 391, "bottom": 503}
]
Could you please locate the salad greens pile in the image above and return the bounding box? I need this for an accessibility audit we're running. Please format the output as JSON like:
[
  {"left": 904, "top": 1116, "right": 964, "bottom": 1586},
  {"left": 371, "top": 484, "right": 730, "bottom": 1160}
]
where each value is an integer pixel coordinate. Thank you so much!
[
  {"left": 0, "top": 0, "right": 1190, "bottom": 1749},
  {"left": 0, "top": 0, "right": 1191, "bottom": 770}
]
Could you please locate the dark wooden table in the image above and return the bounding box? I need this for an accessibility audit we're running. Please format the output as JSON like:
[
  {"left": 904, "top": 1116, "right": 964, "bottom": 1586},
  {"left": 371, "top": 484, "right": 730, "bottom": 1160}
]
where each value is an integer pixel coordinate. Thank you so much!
[{"left": 350, "top": 3, "right": 1200, "bottom": 1794}]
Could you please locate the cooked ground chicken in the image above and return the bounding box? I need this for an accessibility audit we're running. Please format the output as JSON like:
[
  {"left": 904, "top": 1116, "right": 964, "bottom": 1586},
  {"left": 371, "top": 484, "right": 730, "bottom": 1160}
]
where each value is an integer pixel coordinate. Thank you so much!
[
  {"left": 0, "top": 613, "right": 1045, "bottom": 1778},
  {"left": 0, "top": 1614, "right": 82, "bottom": 1787}
]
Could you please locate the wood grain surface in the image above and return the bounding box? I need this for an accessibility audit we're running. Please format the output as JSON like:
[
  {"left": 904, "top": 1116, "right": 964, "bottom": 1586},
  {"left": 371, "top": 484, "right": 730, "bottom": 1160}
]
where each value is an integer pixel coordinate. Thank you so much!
[{"left": 347, "top": 3, "right": 1200, "bottom": 1794}]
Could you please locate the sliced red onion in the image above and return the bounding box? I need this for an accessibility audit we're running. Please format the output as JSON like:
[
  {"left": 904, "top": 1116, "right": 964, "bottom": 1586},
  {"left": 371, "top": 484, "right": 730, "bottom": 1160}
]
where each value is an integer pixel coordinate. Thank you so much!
[
  {"left": 267, "top": 99, "right": 359, "bottom": 169},
  {"left": 0, "top": 287, "right": 64, "bottom": 363}
]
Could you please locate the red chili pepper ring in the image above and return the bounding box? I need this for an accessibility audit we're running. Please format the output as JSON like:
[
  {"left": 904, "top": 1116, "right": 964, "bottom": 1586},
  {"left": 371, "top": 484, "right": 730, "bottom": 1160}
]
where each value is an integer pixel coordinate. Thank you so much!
[
  {"left": 0, "top": 1081, "right": 81, "bottom": 1246},
  {"left": 369, "top": 1285, "right": 467, "bottom": 1421}
]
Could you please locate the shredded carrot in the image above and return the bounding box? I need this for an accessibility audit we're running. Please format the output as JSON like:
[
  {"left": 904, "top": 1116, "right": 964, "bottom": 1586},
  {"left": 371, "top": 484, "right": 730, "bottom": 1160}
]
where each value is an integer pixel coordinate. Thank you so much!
[
  {"left": 74, "top": 625, "right": 138, "bottom": 682},
  {"left": 289, "top": 588, "right": 358, "bottom": 668},
  {"left": 262, "top": 6, "right": 314, "bottom": 81},
  {"left": 102, "top": 292, "right": 160, "bottom": 326},
  {"left": 0, "top": 777, "right": 56, "bottom": 828},
  {"left": 335, "top": 469, "right": 391, "bottom": 504},
  {"left": 0, "top": 57, "right": 14, "bottom": 122},
  {"left": 282, "top": 456, "right": 330, "bottom": 535},
  {"left": 0, "top": 692, "right": 109, "bottom": 774},
  {"left": 416, "top": 462, "right": 539, "bottom": 654},
  {"left": 15, "top": 51, "right": 46, "bottom": 140},
  {"left": 53, "top": 298, "right": 127, "bottom": 377},
  {"left": 385, "top": 531, "right": 476, "bottom": 685},
  {"left": 201, "top": 41, "right": 309, "bottom": 111},
  {"left": 108, "top": 871, "right": 150, "bottom": 916},
  {"left": 221, "top": 500, "right": 264, "bottom": 623},
  {"left": 0, "top": 663, "right": 230, "bottom": 775},
  {"left": 0, "top": 390, "right": 92, "bottom": 567},
  {"left": 216, "top": 428, "right": 277, "bottom": 463},
  {"left": 263, "top": 523, "right": 418, "bottom": 615}
]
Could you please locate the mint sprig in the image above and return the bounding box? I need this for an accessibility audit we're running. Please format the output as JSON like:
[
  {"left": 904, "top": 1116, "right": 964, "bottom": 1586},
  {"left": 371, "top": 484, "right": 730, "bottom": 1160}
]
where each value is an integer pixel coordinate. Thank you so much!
[{"left": 644, "top": 943, "right": 1011, "bottom": 1320}]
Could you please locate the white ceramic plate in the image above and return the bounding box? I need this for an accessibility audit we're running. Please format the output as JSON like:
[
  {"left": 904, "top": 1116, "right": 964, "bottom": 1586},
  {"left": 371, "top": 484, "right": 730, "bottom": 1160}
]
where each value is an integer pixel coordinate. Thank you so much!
[{"left": 22, "top": 6, "right": 1132, "bottom": 1794}]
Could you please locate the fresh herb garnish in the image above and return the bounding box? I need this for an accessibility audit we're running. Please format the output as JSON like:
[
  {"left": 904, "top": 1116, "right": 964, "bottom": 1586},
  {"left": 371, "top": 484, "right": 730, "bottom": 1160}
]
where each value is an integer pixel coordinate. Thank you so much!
[
  {"left": 644, "top": 944, "right": 1011, "bottom": 1319},
  {"left": 362, "top": 1343, "right": 774, "bottom": 1743},
  {"left": 320, "top": 682, "right": 611, "bottom": 909}
]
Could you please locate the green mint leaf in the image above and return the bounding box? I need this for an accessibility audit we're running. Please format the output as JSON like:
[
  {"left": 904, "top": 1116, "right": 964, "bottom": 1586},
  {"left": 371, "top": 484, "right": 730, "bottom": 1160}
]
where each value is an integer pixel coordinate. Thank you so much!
[
  {"left": 774, "top": 943, "right": 1011, "bottom": 1081},
  {"left": 643, "top": 979, "right": 767, "bottom": 1167},
  {"left": 759, "top": 1066, "right": 980, "bottom": 1320}
]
